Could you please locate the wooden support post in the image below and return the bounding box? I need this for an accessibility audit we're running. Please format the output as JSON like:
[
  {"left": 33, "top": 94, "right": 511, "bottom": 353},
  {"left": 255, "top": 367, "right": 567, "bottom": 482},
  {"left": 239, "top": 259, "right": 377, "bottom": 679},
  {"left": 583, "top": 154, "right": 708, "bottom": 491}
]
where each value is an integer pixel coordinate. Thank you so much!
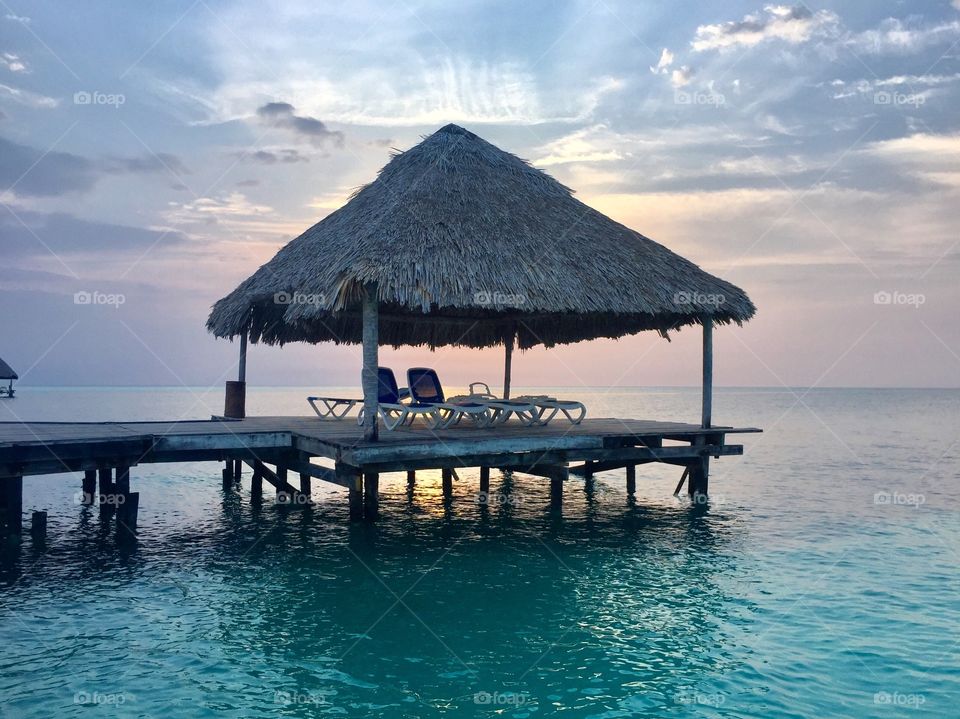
[
  {"left": 250, "top": 462, "right": 263, "bottom": 503},
  {"left": 300, "top": 472, "right": 311, "bottom": 497},
  {"left": 361, "top": 283, "right": 380, "bottom": 442},
  {"left": 2, "top": 476, "right": 22, "bottom": 534},
  {"left": 702, "top": 317, "right": 713, "bottom": 429},
  {"left": 441, "top": 467, "right": 453, "bottom": 500},
  {"left": 503, "top": 333, "right": 514, "bottom": 400},
  {"left": 276, "top": 465, "right": 289, "bottom": 503},
  {"left": 336, "top": 464, "right": 363, "bottom": 521},
  {"left": 117, "top": 492, "right": 139, "bottom": 537},
  {"left": 479, "top": 466, "right": 491, "bottom": 495},
  {"left": 97, "top": 467, "right": 113, "bottom": 509},
  {"left": 233, "top": 459, "right": 242, "bottom": 482},
  {"left": 82, "top": 470, "right": 96, "bottom": 504},
  {"left": 30, "top": 510, "right": 46, "bottom": 540},
  {"left": 222, "top": 462, "right": 233, "bottom": 490},
  {"left": 688, "top": 458, "right": 709, "bottom": 500},
  {"left": 363, "top": 473, "right": 379, "bottom": 519},
  {"left": 625, "top": 464, "right": 636, "bottom": 495},
  {"left": 115, "top": 465, "right": 130, "bottom": 496},
  {"left": 406, "top": 470, "right": 416, "bottom": 487},
  {"left": 549, "top": 467, "right": 566, "bottom": 510}
]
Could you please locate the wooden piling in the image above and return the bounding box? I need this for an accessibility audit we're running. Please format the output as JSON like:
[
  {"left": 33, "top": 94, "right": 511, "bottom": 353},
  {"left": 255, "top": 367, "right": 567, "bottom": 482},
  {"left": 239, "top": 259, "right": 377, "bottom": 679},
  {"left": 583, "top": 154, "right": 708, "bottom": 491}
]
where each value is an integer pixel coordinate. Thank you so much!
[
  {"left": 479, "top": 466, "right": 491, "bottom": 495},
  {"left": 441, "top": 467, "right": 453, "bottom": 500},
  {"left": 276, "top": 465, "right": 289, "bottom": 503},
  {"left": 115, "top": 465, "right": 130, "bottom": 496},
  {"left": 363, "top": 472, "right": 379, "bottom": 519},
  {"left": 688, "top": 458, "right": 709, "bottom": 500},
  {"left": 221, "top": 462, "right": 233, "bottom": 490},
  {"left": 625, "top": 464, "right": 636, "bottom": 495},
  {"left": 300, "top": 472, "right": 311, "bottom": 497},
  {"left": 82, "top": 470, "right": 96, "bottom": 504},
  {"left": 549, "top": 467, "right": 566, "bottom": 509},
  {"left": 1, "top": 476, "right": 22, "bottom": 534},
  {"left": 30, "top": 510, "right": 46, "bottom": 540},
  {"left": 233, "top": 459, "right": 242, "bottom": 482},
  {"left": 117, "top": 492, "right": 140, "bottom": 537},
  {"left": 97, "top": 467, "right": 113, "bottom": 498},
  {"left": 250, "top": 462, "right": 263, "bottom": 503},
  {"left": 406, "top": 470, "right": 416, "bottom": 487}
]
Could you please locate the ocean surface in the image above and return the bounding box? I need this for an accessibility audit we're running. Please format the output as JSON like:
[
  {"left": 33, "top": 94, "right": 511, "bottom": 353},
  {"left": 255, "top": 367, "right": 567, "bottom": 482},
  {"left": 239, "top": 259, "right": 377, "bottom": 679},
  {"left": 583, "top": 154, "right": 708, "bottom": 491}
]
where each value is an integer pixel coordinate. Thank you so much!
[{"left": 0, "top": 387, "right": 957, "bottom": 718}]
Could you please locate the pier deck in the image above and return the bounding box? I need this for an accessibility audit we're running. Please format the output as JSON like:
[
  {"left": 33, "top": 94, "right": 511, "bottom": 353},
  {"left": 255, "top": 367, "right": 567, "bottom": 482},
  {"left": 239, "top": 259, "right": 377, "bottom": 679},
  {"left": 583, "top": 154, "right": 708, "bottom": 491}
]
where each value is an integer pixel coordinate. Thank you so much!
[{"left": 0, "top": 416, "right": 760, "bottom": 531}]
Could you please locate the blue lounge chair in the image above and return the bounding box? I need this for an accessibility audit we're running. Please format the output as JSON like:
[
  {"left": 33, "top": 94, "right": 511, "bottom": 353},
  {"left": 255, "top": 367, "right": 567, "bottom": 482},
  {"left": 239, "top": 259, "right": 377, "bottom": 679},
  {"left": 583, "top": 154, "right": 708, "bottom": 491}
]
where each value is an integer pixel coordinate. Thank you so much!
[
  {"left": 357, "top": 367, "right": 437, "bottom": 431},
  {"left": 407, "top": 368, "right": 492, "bottom": 429}
]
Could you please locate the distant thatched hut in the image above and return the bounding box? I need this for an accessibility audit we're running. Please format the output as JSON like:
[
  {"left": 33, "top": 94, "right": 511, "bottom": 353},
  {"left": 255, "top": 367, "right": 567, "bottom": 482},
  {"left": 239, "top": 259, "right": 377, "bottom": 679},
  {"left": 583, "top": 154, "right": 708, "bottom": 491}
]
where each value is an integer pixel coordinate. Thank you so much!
[
  {"left": 0, "top": 357, "right": 17, "bottom": 398},
  {"left": 208, "top": 124, "right": 755, "bottom": 438}
]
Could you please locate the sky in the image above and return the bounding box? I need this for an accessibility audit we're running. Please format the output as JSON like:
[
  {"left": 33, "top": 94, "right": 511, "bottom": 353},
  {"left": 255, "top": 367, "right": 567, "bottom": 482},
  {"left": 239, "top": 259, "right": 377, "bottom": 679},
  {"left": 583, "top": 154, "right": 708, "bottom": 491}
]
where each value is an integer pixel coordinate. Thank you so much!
[{"left": 1, "top": 0, "right": 959, "bottom": 390}]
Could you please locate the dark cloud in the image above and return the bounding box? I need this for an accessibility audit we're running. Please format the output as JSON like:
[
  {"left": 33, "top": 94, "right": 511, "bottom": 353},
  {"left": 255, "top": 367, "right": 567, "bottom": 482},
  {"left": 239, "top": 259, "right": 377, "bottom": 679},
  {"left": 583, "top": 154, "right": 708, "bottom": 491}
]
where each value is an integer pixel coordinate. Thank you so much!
[
  {"left": 239, "top": 148, "right": 310, "bottom": 164},
  {"left": 1, "top": 209, "right": 188, "bottom": 258},
  {"left": 102, "top": 153, "right": 191, "bottom": 176},
  {"left": 0, "top": 136, "right": 191, "bottom": 197},
  {"left": 0, "top": 136, "right": 98, "bottom": 196},
  {"left": 255, "top": 102, "right": 344, "bottom": 147},
  {"left": 235, "top": 178, "right": 260, "bottom": 187}
]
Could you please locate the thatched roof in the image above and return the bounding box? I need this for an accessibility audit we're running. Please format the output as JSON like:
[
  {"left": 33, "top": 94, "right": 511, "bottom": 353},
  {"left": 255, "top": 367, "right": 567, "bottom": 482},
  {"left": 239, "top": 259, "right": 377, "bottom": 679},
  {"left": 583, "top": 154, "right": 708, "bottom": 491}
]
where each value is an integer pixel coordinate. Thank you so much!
[
  {"left": 0, "top": 357, "right": 17, "bottom": 380},
  {"left": 208, "top": 123, "right": 755, "bottom": 349}
]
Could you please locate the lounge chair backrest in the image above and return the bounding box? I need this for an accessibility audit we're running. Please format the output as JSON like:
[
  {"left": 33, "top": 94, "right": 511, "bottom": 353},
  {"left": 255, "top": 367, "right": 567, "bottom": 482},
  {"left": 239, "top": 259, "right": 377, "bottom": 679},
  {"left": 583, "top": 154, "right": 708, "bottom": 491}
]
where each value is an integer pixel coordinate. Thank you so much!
[
  {"left": 407, "top": 368, "right": 445, "bottom": 404},
  {"left": 376, "top": 367, "right": 401, "bottom": 404}
]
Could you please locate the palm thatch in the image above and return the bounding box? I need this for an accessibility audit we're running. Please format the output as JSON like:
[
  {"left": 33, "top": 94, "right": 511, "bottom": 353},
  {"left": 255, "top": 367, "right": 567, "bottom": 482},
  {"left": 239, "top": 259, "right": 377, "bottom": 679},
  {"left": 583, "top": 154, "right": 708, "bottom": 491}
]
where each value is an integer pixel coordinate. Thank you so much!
[
  {"left": 207, "top": 124, "right": 755, "bottom": 349},
  {"left": 0, "top": 357, "right": 17, "bottom": 380}
]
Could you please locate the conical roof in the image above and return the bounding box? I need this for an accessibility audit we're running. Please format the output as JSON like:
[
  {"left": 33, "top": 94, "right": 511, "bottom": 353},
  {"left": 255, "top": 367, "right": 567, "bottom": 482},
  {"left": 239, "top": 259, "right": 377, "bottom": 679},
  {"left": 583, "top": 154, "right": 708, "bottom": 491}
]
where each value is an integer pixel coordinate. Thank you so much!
[
  {"left": 207, "top": 123, "right": 755, "bottom": 349},
  {"left": 0, "top": 357, "right": 17, "bottom": 380}
]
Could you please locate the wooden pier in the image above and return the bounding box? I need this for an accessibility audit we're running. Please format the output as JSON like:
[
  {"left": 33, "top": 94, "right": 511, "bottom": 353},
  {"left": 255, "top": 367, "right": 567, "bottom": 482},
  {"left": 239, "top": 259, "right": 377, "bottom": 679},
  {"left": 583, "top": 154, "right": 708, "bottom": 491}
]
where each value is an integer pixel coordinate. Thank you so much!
[{"left": 0, "top": 415, "right": 758, "bottom": 535}]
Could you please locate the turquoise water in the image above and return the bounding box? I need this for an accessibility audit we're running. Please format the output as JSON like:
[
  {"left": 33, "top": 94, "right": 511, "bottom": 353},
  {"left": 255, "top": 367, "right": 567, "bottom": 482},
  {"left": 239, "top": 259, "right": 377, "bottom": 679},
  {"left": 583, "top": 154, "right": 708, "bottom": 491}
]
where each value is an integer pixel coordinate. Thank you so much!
[{"left": 1, "top": 387, "right": 958, "bottom": 717}]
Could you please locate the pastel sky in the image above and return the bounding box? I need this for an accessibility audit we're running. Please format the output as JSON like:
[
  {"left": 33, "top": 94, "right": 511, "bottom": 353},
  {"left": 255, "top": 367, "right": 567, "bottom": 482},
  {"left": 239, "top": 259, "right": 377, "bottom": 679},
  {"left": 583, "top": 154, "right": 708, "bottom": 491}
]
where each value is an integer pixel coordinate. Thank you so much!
[{"left": 2, "top": 0, "right": 959, "bottom": 389}]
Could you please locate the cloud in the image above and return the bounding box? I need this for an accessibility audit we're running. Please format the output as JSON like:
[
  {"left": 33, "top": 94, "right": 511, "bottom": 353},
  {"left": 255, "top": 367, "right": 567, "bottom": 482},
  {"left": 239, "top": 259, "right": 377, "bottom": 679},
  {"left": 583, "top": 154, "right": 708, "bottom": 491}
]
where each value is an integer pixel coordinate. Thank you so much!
[
  {"left": 2, "top": 52, "right": 26, "bottom": 73},
  {"left": 692, "top": 5, "right": 839, "bottom": 52},
  {"left": 1, "top": 210, "right": 188, "bottom": 259},
  {"left": 650, "top": 48, "right": 674, "bottom": 74},
  {"left": 0, "top": 136, "right": 97, "bottom": 196},
  {"left": 235, "top": 178, "right": 259, "bottom": 187},
  {"left": 102, "top": 153, "right": 191, "bottom": 176},
  {"left": 4, "top": 14, "right": 29, "bottom": 24},
  {"left": 0, "top": 82, "right": 57, "bottom": 108},
  {"left": 0, "top": 136, "right": 192, "bottom": 197},
  {"left": 533, "top": 125, "right": 624, "bottom": 167},
  {"left": 861, "top": 133, "right": 960, "bottom": 188},
  {"left": 846, "top": 18, "right": 960, "bottom": 55},
  {"left": 671, "top": 66, "right": 695, "bottom": 87},
  {"left": 255, "top": 102, "right": 344, "bottom": 147},
  {"left": 236, "top": 148, "right": 310, "bottom": 164}
]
